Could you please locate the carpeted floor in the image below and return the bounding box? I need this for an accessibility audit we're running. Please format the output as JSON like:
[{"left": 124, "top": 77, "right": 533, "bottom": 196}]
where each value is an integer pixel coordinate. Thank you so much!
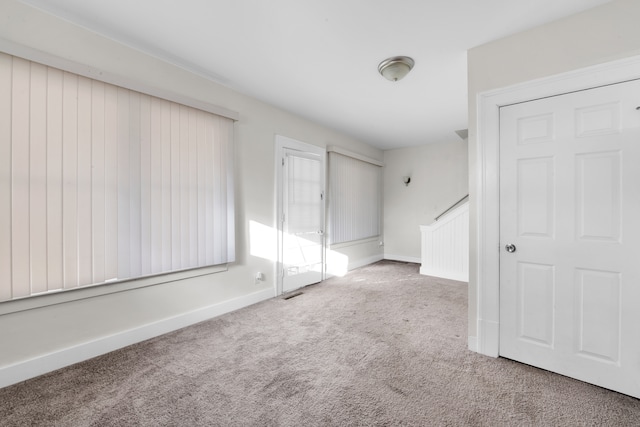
[{"left": 1, "top": 260, "right": 639, "bottom": 426}]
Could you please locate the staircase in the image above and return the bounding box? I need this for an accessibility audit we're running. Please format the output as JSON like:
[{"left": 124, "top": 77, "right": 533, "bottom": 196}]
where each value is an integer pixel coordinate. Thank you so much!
[{"left": 419, "top": 199, "right": 469, "bottom": 282}]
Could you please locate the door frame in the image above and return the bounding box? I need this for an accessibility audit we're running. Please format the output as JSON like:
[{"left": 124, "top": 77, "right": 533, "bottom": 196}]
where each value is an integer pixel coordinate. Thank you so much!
[
  {"left": 474, "top": 54, "right": 640, "bottom": 357},
  {"left": 275, "top": 134, "right": 326, "bottom": 296}
]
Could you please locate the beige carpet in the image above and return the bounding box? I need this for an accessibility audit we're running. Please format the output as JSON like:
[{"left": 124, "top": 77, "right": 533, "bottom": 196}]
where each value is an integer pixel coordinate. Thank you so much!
[{"left": 1, "top": 260, "right": 639, "bottom": 426}]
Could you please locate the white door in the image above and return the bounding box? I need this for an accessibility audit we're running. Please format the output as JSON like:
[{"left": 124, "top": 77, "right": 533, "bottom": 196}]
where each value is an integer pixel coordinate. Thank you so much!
[
  {"left": 499, "top": 79, "right": 640, "bottom": 398},
  {"left": 277, "top": 137, "right": 325, "bottom": 294}
]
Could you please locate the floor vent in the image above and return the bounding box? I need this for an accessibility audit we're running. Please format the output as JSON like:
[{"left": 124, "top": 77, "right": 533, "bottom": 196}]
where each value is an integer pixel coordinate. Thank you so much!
[{"left": 283, "top": 291, "right": 303, "bottom": 300}]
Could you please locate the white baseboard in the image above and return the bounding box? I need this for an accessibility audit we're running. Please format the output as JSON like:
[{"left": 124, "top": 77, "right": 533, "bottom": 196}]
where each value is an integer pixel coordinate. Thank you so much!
[
  {"left": 348, "top": 254, "right": 384, "bottom": 271},
  {"left": 419, "top": 267, "right": 469, "bottom": 283},
  {"left": 383, "top": 254, "right": 421, "bottom": 264},
  {"left": 477, "top": 319, "right": 500, "bottom": 358},
  {"left": 468, "top": 336, "right": 478, "bottom": 352},
  {"left": 0, "top": 288, "right": 273, "bottom": 389}
]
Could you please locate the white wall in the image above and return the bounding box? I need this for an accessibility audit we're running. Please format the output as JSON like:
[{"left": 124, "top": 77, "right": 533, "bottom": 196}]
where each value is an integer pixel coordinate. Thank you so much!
[
  {"left": 467, "top": 0, "right": 640, "bottom": 339},
  {"left": 0, "top": 0, "right": 383, "bottom": 384},
  {"left": 383, "top": 140, "right": 468, "bottom": 262}
]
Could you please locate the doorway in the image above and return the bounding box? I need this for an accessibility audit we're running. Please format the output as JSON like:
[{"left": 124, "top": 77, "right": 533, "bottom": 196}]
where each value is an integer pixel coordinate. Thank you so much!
[{"left": 275, "top": 135, "right": 326, "bottom": 295}]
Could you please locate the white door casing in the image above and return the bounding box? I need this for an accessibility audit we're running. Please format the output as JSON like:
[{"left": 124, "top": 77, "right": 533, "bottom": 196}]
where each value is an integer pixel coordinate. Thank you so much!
[
  {"left": 499, "top": 80, "right": 640, "bottom": 398},
  {"left": 475, "top": 55, "right": 640, "bottom": 359},
  {"left": 275, "top": 135, "right": 326, "bottom": 295}
]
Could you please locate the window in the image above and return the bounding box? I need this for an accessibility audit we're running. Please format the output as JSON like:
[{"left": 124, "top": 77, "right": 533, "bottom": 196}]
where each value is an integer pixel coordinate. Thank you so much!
[
  {"left": 328, "top": 148, "right": 382, "bottom": 244},
  {"left": 0, "top": 53, "right": 235, "bottom": 302}
]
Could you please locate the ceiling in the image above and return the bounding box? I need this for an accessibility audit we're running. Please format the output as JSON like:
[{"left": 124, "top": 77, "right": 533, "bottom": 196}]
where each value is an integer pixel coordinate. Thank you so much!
[{"left": 19, "top": 0, "right": 611, "bottom": 150}]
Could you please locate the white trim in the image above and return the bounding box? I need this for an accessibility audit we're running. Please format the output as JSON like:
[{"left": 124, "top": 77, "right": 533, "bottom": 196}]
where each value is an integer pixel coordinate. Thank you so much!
[
  {"left": 0, "top": 40, "right": 239, "bottom": 121},
  {"left": 327, "top": 145, "right": 384, "bottom": 167},
  {"left": 474, "top": 54, "right": 640, "bottom": 357},
  {"left": 324, "top": 254, "right": 384, "bottom": 279},
  {"left": 384, "top": 254, "right": 421, "bottom": 264},
  {"left": 467, "top": 335, "right": 478, "bottom": 352},
  {"left": 349, "top": 254, "right": 384, "bottom": 271},
  {"left": 420, "top": 269, "right": 468, "bottom": 283},
  {"left": 0, "top": 288, "right": 273, "bottom": 389}
]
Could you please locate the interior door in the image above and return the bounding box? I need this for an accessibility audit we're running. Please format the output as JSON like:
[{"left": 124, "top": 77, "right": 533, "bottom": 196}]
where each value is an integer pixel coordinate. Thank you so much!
[
  {"left": 281, "top": 147, "right": 325, "bottom": 293},
  {"left": 499, "top": 79, "right": 640, "bottom": 398}
]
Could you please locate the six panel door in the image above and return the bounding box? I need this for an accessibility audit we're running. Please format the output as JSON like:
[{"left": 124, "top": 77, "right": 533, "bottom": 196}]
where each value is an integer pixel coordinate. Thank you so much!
[{"left": 499, "top": 79, "right": 640, "bottom": 398}]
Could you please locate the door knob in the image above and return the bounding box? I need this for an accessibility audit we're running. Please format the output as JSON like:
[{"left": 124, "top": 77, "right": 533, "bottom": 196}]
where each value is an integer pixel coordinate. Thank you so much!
[{"left": 505, "top": 244, "right": 516, "bottom": 253}]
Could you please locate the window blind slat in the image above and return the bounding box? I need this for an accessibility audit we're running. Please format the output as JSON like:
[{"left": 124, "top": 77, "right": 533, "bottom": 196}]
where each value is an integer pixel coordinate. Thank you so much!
[
  {"left": 117, "top": 87, "right": 130, "bottom": 280},
  {"left": 62, "top": 71, "right": 79, "bottom": 289},
  {"left": 170, "top": 103, "right": 181, "bottom": 270},
  {"left": 205, "top": 115, "right": 214, "bottom": 265},
  {"left": 196, "top": 110, "right": 207, "bottom": 266},
  {"left": 150, "top": 97, "right": 163, "bottom": 274},
  {"left": 46, "top": 68, "right": 64, "bottom": 290},
  {"left": 128, "top": 91, "right": 142, "bottom": 278},
  {"left": 12, "top": 57, "right": 31, "bottom": 298},
  {"left": 91, "top": 80, "right": 106, "bottom": 285},
  {"left": 213, "top": 118, "right": 223, "bottom": 263},
  {"left": 179, "top": 105, "right": 189, "bottom": 268},
  {"left": 104, "top": 84, "right": 119, "bottom": 282},
  {"left": 46, "top": 67, "right": 64, "bottom": 291},
  {"left": 188, "top": 109, "right": 198, "bottom": 269},
  {"left": 77, "top": 76, "right": 93, "bottom": 287},
  {"left": 0, "top": 53, "right": 11, "bottom": 301},
  {"left": 140, "top": 94, "right": 152, "bottom": 276},
  {"left": 226, "top": 120, "right": 235, "bottom": 262},
  {"left": 160, "top": 100, "right": 172, "bottom": 272},
  {"left": 29, "top": 62, "right": 48, "bottom": 295}
]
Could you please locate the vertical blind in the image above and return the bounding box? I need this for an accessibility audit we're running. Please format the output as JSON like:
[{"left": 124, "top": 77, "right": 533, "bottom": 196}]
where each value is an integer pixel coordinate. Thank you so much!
[
  {"left": 0, "top": 53, "right": 235, "bottom": 302},
  {"left": 328, "top": 151, "right": 382, "bottom": 244}
]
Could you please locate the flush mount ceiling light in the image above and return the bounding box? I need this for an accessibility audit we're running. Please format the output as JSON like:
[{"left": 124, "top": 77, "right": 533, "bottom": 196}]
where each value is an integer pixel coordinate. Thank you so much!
[{"left": 378, "top": 56, "right": 415, "bottom": 81}]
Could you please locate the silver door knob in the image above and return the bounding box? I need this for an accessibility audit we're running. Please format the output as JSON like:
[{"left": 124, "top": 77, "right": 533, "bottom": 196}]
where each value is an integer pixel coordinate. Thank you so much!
[{"left": 505, "top": 244, "right": 516, "bottom": 253}]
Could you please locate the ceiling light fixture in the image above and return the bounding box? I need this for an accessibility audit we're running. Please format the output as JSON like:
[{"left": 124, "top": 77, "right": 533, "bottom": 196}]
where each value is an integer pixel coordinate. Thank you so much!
[{"left": 378, "top": 56, "right": 415, "bottom": 82}]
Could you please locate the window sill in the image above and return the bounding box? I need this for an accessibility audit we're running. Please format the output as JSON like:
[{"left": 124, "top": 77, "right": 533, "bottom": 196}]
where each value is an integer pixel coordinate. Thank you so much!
[
  {"left": 328, "top": 236, "right": 380, "bottom": 249},
  {"left": 0, "top": 265, "right": 228, "bottom": 316}
]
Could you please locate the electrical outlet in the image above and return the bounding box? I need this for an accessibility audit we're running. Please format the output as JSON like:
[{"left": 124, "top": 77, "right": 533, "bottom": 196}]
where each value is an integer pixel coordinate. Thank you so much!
[{"left": 254, "top": 272, "right": 265, "bottom": 284}]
